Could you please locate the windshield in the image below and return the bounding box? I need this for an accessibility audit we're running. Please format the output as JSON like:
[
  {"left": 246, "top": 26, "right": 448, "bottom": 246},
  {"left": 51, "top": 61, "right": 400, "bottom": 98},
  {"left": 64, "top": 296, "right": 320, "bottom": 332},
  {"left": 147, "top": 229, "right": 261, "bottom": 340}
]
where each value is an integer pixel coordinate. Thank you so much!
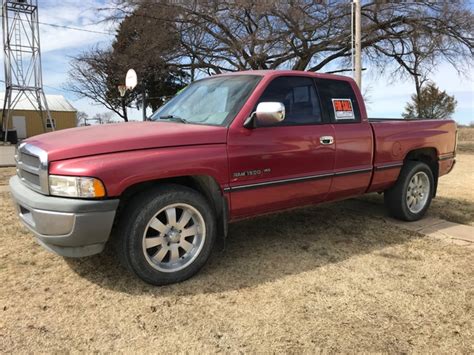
[{"left": 150, "top": 75, "right": 261, "bottom": 126}]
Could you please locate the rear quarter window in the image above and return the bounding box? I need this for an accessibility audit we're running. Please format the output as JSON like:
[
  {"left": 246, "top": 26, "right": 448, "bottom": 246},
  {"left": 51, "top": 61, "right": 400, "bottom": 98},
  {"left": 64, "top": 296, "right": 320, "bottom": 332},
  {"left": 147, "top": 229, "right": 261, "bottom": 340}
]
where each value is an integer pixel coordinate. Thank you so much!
[{"left": 314, "top": 78, "right": 361, "bottom": 123}]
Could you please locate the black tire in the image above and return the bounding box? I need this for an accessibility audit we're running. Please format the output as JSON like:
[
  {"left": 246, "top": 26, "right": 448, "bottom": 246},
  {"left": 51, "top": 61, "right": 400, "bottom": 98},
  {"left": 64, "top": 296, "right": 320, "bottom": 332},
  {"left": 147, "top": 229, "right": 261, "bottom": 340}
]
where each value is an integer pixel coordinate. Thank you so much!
[
  {"left": 384, "top": 161, "right": 435, "bottom": 221},
  {"left": 114, "top": 184, "right": 216, "bottom": 285}
]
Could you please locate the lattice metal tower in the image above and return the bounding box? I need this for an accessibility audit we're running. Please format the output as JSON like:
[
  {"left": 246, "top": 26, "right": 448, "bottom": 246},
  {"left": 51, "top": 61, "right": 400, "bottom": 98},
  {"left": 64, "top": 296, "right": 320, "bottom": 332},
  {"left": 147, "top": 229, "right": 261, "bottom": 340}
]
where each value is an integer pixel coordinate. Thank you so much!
[{"left": 1, "top": 0, "right": 52, "bottom": 142}]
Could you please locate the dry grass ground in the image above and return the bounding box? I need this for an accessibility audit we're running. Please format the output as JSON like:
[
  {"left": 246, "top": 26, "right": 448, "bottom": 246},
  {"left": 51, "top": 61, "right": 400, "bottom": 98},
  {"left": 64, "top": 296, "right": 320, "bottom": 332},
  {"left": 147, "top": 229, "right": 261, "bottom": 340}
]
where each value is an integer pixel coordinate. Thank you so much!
[
  {"left": 0, "top": 167, "right": 14, "bottom": 187},
  {"left": 0, "top": 154, "right": 472, "bottom": 352},
  {"left": 457, "top": 127, "right": 474, "bottom": 154}
]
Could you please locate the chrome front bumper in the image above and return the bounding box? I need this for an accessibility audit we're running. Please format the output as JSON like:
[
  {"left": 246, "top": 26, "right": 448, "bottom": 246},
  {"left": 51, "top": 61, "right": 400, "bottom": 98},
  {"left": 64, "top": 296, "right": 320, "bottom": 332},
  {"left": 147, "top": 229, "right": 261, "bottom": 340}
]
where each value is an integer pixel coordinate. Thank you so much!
[{"left": 9, "top": 176, "right": 119, "bottom": 257}]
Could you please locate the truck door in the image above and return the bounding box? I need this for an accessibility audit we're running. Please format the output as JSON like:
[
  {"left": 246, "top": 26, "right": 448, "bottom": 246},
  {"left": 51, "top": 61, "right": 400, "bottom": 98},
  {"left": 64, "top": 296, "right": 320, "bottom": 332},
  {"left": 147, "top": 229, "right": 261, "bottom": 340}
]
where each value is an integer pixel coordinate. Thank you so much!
[
  {"left": 227, "top": 76, "right": 336, "bottom": 219},
  {"left": 314, "top": 78, "right": 374, "bottom": 200}
]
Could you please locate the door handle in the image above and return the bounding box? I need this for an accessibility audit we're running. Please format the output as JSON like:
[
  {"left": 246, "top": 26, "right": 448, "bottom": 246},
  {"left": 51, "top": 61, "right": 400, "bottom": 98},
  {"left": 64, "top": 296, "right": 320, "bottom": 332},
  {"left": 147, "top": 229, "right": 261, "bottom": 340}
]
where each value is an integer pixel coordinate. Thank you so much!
[{"left": 320, "top": 136, "right": 334, "bottom": 145}]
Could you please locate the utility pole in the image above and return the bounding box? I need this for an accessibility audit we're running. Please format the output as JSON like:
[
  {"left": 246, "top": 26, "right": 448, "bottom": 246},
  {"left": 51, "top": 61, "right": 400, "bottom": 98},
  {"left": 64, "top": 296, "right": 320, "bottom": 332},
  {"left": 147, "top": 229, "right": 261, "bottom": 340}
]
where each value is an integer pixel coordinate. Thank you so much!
[
  {"left": 354, "top": 0, "right": 362, "bottom": 89},
  {"left": 142, "top": 87, "right": 147, "bottom": 121},
  {"left": 1, "top": 0, "right": 53, "bottom": 142}
]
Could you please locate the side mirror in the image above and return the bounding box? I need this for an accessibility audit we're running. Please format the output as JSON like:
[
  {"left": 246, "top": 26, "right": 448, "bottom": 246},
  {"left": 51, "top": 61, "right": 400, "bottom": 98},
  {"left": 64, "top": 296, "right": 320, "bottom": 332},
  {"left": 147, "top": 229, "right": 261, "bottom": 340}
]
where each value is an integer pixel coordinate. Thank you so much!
[
  {"left": 255, "top": 102, "right": 285, "bottom": 126},
  {"left": 244, "top": 102, "right": 285, "bottom": 128}
]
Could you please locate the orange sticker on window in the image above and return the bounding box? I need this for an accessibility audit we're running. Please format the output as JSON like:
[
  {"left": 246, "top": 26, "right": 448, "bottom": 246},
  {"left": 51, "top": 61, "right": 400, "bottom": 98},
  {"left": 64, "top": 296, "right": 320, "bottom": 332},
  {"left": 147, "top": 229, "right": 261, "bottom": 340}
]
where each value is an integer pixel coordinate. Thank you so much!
[{"left": 332, "top": 99, "right": 355, "bottom": 120}]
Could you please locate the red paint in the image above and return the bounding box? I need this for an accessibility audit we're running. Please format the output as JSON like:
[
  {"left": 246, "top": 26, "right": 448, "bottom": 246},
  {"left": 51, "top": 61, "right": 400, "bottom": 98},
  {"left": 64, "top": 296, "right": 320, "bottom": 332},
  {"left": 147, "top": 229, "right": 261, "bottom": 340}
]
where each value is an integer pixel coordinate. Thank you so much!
[
  {"left": 27, "top": 121, "right": 227, "bottom": 162},
  {"left": 227, "top": 124, "right": 336, "bottom": 218},
  {"left": 49, "top": 145, "right": 229, "bottom": 197},
  {"left": 370, "top": 119, "right": 456, "bottom": 166},
  {"left": 328, "top": 121, "right": 373, "bottom": 200},
  {"left": 29, "top": 70, "right": 457, "bottom": 221}
]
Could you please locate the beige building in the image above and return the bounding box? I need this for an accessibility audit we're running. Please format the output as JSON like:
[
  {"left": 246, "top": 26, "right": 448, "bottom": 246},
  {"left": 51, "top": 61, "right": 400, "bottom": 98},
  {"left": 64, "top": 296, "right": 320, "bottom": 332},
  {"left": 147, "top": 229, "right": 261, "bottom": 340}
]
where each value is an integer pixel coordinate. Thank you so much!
[{"left": 0, "top": 93, "right": 77, "bottom": 139}]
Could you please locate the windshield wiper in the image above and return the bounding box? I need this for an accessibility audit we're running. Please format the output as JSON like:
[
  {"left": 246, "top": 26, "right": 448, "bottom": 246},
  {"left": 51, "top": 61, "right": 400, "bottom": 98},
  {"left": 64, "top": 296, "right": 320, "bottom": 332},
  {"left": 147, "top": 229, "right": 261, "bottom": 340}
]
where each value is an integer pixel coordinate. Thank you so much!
[{"left": 159, "top": 115, "right": 188, "bottom": 124}]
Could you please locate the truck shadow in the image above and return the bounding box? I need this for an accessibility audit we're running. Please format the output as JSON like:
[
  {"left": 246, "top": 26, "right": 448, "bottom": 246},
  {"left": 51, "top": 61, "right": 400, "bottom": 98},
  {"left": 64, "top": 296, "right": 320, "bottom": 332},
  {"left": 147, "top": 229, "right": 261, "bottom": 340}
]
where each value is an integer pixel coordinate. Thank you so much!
[{"left": 65, "top": 197, "right": 426, "bottom": 296}]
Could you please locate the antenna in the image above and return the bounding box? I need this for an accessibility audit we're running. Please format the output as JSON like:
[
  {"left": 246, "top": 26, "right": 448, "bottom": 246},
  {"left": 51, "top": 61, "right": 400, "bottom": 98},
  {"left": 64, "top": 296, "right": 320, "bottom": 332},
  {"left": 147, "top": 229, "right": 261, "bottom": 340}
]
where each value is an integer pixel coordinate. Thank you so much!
[{"left": 1, "top": 0, "right": 53, "bottom": 142}]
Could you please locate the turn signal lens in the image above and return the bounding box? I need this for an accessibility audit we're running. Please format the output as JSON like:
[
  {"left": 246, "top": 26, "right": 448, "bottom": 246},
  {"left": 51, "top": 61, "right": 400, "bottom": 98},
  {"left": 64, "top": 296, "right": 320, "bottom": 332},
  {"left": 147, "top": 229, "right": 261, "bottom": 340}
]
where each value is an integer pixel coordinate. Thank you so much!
[{"left": 92, "top": 178, "right": 106, "bottom": 197}]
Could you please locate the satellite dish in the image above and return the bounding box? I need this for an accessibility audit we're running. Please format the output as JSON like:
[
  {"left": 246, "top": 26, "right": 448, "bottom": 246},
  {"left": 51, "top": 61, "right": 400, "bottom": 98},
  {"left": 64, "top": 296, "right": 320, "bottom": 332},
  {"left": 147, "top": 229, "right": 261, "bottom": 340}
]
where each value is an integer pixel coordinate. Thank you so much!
[{"left": 125, "top": 69, "right": 137, "bottom": 90}]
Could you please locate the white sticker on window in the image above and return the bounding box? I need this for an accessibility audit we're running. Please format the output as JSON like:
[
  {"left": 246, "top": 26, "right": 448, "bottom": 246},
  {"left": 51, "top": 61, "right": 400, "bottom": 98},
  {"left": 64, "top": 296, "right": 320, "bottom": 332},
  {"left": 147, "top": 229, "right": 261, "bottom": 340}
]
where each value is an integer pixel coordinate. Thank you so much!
[{"left": 332, "top": 98, "right": 355, "bottom": 120}]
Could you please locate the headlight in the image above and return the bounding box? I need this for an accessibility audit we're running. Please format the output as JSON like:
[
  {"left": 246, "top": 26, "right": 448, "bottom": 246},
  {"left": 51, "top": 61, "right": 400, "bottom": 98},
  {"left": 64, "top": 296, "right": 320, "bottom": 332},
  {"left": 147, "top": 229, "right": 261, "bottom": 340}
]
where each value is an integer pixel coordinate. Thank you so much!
[{"left": 49, "top": 175, "right": 106, "bottom": 198}]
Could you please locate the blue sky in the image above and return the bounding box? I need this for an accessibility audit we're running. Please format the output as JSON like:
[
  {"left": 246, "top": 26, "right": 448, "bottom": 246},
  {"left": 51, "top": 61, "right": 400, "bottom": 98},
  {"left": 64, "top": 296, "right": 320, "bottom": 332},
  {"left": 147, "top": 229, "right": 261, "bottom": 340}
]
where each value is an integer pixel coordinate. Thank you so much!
[{"left": 1, "top": 0, "right": 473, "bottom": 124}]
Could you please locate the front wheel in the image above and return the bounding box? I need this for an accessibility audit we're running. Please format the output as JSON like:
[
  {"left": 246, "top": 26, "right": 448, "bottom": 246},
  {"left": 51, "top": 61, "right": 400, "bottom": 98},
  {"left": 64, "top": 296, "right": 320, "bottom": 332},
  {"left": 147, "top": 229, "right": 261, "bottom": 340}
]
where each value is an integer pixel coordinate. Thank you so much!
[
  {"left": 384, "top": 161, "right": 434, "bottom": 221},
  {"left": 115, "top": 185, "right": 216, "bottom": 285}
]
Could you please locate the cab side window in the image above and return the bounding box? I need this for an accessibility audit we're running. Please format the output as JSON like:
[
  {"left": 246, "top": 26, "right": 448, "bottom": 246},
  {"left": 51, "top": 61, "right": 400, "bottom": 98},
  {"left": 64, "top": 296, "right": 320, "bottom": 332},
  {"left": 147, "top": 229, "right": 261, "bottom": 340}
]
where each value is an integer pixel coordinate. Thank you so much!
[
  {"left": 257, "top": 76, "right": 322, "bottom": 126},
  {"left": 314, "top": 78, "right": 361, "bottom": 123}
]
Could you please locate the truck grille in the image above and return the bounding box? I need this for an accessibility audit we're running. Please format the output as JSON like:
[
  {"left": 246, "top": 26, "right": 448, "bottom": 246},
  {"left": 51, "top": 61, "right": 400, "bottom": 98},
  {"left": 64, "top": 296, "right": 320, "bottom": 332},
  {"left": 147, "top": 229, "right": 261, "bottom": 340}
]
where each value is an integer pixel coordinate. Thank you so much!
[{"left": 15, "top": 143, "right": 49, "bottom": 194}]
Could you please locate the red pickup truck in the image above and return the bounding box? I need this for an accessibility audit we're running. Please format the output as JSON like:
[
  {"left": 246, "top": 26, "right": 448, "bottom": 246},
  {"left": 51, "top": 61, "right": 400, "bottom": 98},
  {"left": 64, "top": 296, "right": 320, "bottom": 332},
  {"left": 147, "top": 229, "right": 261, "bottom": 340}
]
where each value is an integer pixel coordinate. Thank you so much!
[{"left": 10, "top": 70, "right": 457, "bottom": 285}]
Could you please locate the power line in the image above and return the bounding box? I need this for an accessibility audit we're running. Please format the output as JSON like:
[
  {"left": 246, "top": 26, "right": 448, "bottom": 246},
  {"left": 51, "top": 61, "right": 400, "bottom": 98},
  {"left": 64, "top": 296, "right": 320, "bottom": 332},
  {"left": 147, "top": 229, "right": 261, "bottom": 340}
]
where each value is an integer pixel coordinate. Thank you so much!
[
  {"left": 37, "top": 20, "right": 115, "bottom": 36},
  {"left": 0, "top": 79, "right": 63, "bottom": 93},
  {"left": 0, "top": 15, "right": 115, "bottom": 36}
]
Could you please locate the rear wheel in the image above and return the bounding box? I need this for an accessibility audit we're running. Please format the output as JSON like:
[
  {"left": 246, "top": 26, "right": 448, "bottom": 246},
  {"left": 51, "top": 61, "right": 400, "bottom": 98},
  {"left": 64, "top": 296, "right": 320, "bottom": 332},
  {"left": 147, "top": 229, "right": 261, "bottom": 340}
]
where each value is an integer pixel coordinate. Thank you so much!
[
  {"left": 115, "top": 185, "right": 216, "bottom": 285},
  {"left": 384, "top": 161, "right": 434, "bottom": 221}
]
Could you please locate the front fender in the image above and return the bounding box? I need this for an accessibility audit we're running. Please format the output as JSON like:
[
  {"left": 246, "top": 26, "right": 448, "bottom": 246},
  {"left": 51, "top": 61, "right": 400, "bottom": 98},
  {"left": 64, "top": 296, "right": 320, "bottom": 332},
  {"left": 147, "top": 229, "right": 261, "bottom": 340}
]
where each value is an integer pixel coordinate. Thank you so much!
[{"left": 49, "top": 144, "right": 229, "bottom": 197}]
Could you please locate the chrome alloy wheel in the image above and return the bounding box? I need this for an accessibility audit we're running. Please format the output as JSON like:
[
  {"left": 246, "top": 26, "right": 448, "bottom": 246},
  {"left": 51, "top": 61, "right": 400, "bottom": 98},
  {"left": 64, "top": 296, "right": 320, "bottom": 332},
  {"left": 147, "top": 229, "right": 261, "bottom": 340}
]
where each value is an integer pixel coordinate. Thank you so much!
[
  {"left": 142, "top": 203, "right": 206, "bottom": 273},
  {"left": 406, "top": 171, "right": 430, "bottom": 214}
]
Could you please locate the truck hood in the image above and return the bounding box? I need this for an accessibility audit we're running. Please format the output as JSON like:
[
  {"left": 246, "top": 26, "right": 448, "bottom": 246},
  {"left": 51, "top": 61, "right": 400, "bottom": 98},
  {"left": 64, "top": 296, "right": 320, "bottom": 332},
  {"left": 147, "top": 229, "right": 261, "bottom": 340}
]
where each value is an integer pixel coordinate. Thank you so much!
[{"left": 26, "top": 121, "right": 228, "bottom": 162}]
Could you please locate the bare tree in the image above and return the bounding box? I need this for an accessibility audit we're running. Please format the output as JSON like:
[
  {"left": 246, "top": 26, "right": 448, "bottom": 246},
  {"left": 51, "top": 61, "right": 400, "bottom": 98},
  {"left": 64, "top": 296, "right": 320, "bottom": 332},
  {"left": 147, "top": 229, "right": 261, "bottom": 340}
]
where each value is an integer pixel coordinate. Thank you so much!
[
  {"left": 76, "top": 111, "right": 89, "bottom": 126},
  {"left": 106, "top": 1, "right": 473, "bottom": 79},
  {"left": 111, "top": 2, "right": 188, "bottom": 111},
  {"left": 92, "top": 112, "right": 115, "bottom": 124},
  {"left": 66, "top": 47, "right": 132, "bottom": 121},
  {"left": 72, "top": 1, "right": 472, "bottom": 118},
  {"left": 366, "top": 2, "right": 473, "bottom": 103},
  {"left": 66, "top": 2, "right": 187, "bottom": 119}
]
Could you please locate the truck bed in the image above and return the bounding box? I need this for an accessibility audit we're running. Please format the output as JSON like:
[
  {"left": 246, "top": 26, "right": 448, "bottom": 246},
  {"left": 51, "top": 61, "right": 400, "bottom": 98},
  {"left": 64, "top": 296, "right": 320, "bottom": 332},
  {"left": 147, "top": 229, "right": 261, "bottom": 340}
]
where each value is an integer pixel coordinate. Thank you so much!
[
  {"left": 366, "top": 118, "right": 457, "bottom": 193},
  {"left": 369, "top": 118, "right": 456, "bottom": 165}
]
